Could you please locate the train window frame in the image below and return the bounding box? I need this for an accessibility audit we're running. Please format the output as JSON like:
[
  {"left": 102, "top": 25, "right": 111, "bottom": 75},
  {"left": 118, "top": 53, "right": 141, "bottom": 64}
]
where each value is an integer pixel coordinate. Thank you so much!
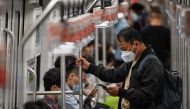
[
  {"left": 49, "top": 7, "right": 61, "bottom": 22},
  {"left": 33, "top": 7, "right": 42, "bottom": 55},
  {"left": 27, "top": 57, "right": 37, "bottom": 86},
  {"left": 27, "top": 55, "right": 41, "bottom": 91}
]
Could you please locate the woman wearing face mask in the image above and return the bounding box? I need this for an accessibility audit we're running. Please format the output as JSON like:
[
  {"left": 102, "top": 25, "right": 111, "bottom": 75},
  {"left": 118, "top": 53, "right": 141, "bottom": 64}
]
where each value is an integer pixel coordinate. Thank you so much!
[{"left": 76, "top": 27, "right": 165, "bottom": 109}]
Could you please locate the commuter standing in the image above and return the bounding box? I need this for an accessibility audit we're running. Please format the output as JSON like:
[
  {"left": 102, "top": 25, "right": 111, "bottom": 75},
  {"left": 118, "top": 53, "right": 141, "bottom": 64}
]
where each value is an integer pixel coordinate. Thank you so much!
[{"left": 76, "top": 27, "right": 165, "bottom": 109}]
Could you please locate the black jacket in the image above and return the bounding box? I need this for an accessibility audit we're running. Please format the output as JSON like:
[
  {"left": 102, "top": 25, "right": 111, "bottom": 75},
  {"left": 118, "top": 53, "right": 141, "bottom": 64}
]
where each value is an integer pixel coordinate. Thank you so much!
[{"left": 86, "top": 47, "right": 165, "bottom": 109}]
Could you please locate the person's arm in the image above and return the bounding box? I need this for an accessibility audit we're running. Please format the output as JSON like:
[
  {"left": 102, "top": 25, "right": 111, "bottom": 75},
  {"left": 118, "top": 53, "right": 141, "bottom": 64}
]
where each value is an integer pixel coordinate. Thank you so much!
[
  {"left": 87, "top": 62, "right": 131, "bottom": 83},
  {"left": 65, "top": 95, "right": 80, "bottom": 109},
  {"left": 118, "top": 59, "right": 164, "bottom": 105},
  {"left": 77, "top": 57, "right": 132, "bottom": 83}
]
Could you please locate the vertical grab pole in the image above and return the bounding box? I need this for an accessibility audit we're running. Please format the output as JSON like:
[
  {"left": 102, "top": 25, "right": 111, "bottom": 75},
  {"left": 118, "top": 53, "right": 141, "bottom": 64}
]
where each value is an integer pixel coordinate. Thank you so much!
[
  {"left": 102, "top": 28, "right": 106, "bottom": 102},
  {"left": 95, "top": 28, "right": 99, "bottom": 66},
  {"left": 79, "top": 45, "right": 83, "bottom": 109},
  {"left": 102, "top": 28, "right": 106, "bottom": 66},
  {"left": 95, "top": 28, "right": 101, "bottom": 101},
  {"left": 61, "top": 55, "right": 66, "bottom": 109}
]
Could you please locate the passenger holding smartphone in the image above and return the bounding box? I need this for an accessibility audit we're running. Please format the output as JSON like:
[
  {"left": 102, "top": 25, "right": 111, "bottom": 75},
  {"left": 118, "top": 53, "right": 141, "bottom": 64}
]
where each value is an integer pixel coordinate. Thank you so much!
[{"left": 76, "top": 27, "right": 165, "bottom": 109}]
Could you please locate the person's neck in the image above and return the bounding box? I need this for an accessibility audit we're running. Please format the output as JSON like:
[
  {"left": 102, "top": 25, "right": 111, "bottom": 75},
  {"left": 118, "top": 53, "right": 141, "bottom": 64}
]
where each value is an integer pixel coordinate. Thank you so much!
[
  {"left": 47, "top": 95, "right": 57, "bottom": 102},
  {"left": 66, "top": 80, "right": 73, "bottom": 90},
  {"left": 135, "top": 44, "right": 147, "bottom": 61},
  {"left": 150, "top": 19, "right": 162, "bottom": 26}
]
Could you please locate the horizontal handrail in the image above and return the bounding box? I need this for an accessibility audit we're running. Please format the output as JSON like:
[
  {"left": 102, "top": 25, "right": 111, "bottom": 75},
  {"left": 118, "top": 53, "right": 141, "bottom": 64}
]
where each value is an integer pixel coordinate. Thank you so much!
[{"left": 27, "top": 91, "right": 80, "bottom": 95}]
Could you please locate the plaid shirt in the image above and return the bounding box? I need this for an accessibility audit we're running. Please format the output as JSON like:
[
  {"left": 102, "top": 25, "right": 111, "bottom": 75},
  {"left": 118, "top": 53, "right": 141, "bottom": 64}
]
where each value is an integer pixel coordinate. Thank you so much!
[{"left": 43, "top": 95, "right": 58, "bottom": 109}]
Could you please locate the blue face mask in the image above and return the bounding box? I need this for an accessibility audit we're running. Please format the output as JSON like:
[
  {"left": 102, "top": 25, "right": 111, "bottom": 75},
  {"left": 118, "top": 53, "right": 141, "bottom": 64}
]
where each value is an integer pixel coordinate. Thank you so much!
[
  {"left": 131, "top": 12, "right": 139, "bottom": 22},
  {"left": 73, "top": 84, "right": 79, "bottom": 91}
]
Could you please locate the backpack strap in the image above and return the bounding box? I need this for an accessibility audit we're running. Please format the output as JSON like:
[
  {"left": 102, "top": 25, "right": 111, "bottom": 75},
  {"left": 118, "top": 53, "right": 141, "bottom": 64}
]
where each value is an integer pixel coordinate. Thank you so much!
[{"left": 138, "top": 54, "right": 158, "bottom": 72}]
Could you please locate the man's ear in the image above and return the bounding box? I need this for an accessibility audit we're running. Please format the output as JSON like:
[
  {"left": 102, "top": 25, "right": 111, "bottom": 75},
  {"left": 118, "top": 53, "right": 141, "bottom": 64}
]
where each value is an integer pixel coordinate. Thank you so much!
[
  {"left": 134, "top": 41, "right": 139, "bottom": 46},
  {"left": 68, "top": 73, "right": 74, "bottom": 80},
  {"left": 51, "top": 85, "right": 59, "bottom": 91}
]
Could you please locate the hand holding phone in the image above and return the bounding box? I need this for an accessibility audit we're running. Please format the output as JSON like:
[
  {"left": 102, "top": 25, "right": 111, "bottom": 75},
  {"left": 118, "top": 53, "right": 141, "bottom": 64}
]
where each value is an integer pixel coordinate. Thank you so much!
[{"left": 86, "top": 83, "right": 97, "bottom": 97}]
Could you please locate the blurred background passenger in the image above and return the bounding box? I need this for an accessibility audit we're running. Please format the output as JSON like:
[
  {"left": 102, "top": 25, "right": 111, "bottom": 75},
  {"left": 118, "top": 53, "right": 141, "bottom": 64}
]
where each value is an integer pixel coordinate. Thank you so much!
[
  {"left": 141, "top": 6, "right": 171, "bottom": 69},
  {"left": 113, "top": 1, "right": 129, "bottom": 67},
  {"left": 129, "top": 3, "right": 148, "bottom": 32},
  {"left": 106, "top": 44, "right": 116, "bottom": 68},
  {"left": 43, "top": 68, "right": 60, "bottom": 109}
]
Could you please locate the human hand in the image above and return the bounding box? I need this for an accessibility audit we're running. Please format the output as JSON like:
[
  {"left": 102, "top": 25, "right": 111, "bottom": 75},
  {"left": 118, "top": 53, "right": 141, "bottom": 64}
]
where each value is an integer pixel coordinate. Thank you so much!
[
  {"left": 105, "top": 85, "right": 120, "bottom": 96},
  {"left": 89, "top": 88, "right": 97, "bottom": 98},
  {"left": 76, "top": 57, "right": 90, "bottom": 70},
  {"left": 84, "top": 88, "right": 97, "bottom": 98}
]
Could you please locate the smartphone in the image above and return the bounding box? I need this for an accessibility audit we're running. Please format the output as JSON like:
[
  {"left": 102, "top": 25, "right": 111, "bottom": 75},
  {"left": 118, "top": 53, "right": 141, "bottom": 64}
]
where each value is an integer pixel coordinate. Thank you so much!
[
  {"left": 97, "top": 84, "right": 107, "bottom": 89},
  {"left": 87, "top": 83, "right": 97, "bottom": 96}
]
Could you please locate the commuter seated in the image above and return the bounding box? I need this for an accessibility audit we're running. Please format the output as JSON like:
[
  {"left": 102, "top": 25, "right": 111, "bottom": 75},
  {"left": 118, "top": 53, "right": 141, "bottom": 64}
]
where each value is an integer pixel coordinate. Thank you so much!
[
  {"left": 57, "top": 62, "right": 97, "bottom": 109},
  {"left": 43, "top": 62, "right": 96, "bottom": 109},
  {"left": 43, "top": 68, "right": 60, "bottom": 109}
]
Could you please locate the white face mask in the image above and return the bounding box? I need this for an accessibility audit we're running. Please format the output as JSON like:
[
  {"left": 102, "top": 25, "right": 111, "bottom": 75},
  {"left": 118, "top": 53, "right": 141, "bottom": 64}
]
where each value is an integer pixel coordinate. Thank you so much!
[{"left": 121, "top": 45, "right": 135, "bottom": 62}]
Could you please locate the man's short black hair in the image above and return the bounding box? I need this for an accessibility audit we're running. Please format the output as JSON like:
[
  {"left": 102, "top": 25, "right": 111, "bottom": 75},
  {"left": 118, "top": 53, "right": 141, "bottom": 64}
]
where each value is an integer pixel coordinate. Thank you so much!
[
  {"left": 130, "top": 3, "right": 144, "bottom": 14},
  {"left": 24, "top": 100, "right": 51, "bottom": 109},
  {"left": 66, "top": 62, "right": 79, "bottom": 81},
  {"left": 43, "top": 68, "right": 60, "bottom": 91},
  {"left": 150, "top": 6, "right": 162, "bottom": 14},
  {"left": 84, "top": 55, "right": 95, "bottom": 64},
  {"left": 117, "top": 27, "right": 143, "bottom": 44},
  {"left": 54, "top": 56, "right": 76, "bottom": 68}
]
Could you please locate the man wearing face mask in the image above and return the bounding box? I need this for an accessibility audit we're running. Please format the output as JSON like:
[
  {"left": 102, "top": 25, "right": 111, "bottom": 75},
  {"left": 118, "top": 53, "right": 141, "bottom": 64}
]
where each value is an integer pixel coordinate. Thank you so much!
[
  {"left": 76, "top": 27, "right": 165, "bottom": 109},
  {"left": 57, "top": 62, "right": 97, "bottom": 109}
]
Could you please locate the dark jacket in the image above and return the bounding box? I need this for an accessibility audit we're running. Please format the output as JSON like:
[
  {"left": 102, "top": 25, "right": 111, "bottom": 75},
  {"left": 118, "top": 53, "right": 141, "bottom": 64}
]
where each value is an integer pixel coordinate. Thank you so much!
[{"left": 87, "top": 47, "right": 165, "bottom": 109}]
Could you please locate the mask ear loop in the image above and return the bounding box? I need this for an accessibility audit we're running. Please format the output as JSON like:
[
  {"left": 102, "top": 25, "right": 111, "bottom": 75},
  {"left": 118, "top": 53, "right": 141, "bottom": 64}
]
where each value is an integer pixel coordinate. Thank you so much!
[
  {"left": 131, "top": 42, "right": 137, "bottom": 60},
  {"left": 131, "top": 42, "right": 136, "bottom": 52}
]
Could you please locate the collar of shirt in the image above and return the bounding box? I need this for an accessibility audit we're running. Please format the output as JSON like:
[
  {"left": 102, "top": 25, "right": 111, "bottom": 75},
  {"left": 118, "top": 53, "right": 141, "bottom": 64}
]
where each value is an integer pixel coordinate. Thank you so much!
[{"left": 44, "top": 95, "right": 58, "bottom": 109}]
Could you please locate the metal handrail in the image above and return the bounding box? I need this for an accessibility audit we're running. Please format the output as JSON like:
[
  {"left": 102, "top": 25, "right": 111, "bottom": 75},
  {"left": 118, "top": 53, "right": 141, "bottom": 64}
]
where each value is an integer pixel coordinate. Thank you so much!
[
  {"left": 27, "top": 67, "right": 37, "bottom": 101},
  {"left": 60, "top": 55, "right": 66, "bottom": 109},
  {"left": 27, "top": 91, "right": 80, "bottom": 95},
  {"left": 3, "top": 28, "right": 15, "bottom": 109},
  {"left": 86, "top": 0, "right": 100, "bottom": 13},
  {"left": 165, "top": 10, "right": 176, "bottom": 22},
  {"left": 79, "top": 46, "right": 83, "bottom": 109}
]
